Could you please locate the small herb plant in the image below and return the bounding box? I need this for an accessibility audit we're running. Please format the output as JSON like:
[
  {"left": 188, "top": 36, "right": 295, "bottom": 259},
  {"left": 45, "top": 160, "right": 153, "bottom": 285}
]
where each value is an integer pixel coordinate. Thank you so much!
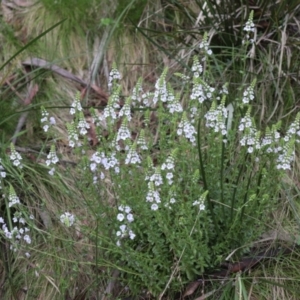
[{"left": 1, "top": 12, "right": 299, "bottom": 298}]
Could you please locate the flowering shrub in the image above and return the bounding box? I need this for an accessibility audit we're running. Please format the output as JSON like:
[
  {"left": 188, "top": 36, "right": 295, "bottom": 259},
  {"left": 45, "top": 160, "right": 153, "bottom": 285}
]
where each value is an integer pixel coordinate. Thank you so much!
[{"left": 1, "top": 12, "right": 299, "bottom": 298}]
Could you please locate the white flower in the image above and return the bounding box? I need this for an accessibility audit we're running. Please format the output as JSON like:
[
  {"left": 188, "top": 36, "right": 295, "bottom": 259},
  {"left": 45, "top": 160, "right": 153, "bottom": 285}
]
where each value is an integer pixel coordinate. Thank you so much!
[
  {"left": 244, "top": 18, "right": 255, "bottom": 32},
  {"left": 119, "top": 102, "right": 132, "bottom": 121},
  {"left": 242, "top": 86, "right": 255, "bottom": 104},
  {"left": 10, "top": 146, "right": 23, "bottom": 169},
  {"left": 117, "top": 122, "right": 131, "bottom": 141},
  {"left": 166, "top": 172, "right": 173, "bottom": 185},
  {"left": 191, "top": 57, "right": 203, "bottom": 77},
  {"left": 124, "top": 206, "right": 131, "bottom": 213},
  {"left": 70, "top": 95, "right": 82, "bottom": 115},
  {"left": 127, "top": 213, "right": 134, "bottom": 223},
  {"left": 149, "top": 170, "right": 163, "bottom": 186},
  {"left": 117, "top": 213, "right": 125, "bottom": 222},
  {"left": 170, "top": 198, "right": 176, "bottom": 204},
  {"left": 151, "top": 203, "right": 159, "bottom": 211},
  {"left": 153, "top": 71, "right": 168, "bottom": 104},
  {"left": 41, "top": 107, "right": 56, "bottom": 132},
  {"left": 60, "top": 212, "right": 75, "bottom": 227},
  {"left": 120, "top": 224, "right": 127, "bottom": 233},
  {"left": 108, "top": 68, "right": 121, "bottom": 89},
  {"left": 193, "top": 200, "right": 206, "bottom": 211},
  {"left": 9, "top": 194, "right": 20, "bottom": 207},
  {"left": 49, "top": 117, "right": 56, "bottom": 125},
  {"left": 23, "top": 234, "right": 31, "bottom": 244},
  {"left": 129, "top": 230, "right": 136, "bottom": 240},
  {"left": 77, "top": 117, "right": 90, "bottom": 135},
  {"left": 125, "top": 147, "right": 141, "bottom": 165},
  {"left": 199, "top": 35, "right": 212, "bottom": 55},
  {"left": 49, "top": 167, "right": 55, "bottom": 176},
  {"left": 204, "top": 100, "right": 228, "bottom": 136},
  {"left": 161, "top": 156, "right": 175, "bottom": 171},
  {"left": 103, "top": 102, "right": 118, "bottom": 121},
  {"left": 177, "top": 117, "right": 197, "bottom": 145},
  {"left": 137, "top": 132, "right": 148, "bottom": 150},
  {"left": 46, "top": 147, "right": 59, "bottom": 165}
]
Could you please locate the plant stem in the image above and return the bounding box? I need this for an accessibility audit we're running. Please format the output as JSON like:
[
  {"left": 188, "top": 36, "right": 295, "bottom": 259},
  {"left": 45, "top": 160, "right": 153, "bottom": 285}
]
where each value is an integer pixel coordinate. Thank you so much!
[
  {"left": 197, "top": 118, "right": 218, "bottom": 230},
  {"left": 230, "top": 153, "right": 249, "bottom": 222}
]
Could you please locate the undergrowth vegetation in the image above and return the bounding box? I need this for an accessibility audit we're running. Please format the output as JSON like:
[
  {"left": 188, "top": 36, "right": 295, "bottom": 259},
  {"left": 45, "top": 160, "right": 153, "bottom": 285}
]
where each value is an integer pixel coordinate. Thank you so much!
[{"left": 1, "top": 1, "right": 300, "bottom": 299}]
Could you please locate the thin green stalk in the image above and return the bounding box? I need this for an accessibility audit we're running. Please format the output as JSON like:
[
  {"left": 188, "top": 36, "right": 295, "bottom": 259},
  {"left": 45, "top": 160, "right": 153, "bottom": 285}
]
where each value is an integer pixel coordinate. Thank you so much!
[
  {"left": 240, "top": 170, "right": 253, "bottom": 222},
  {"left": 220, "top": 139, "right": 225, "bottom": 217},
  {"left": 197, "top": 118, "right": 218, "bottom": 231},
  {"left": 0, "top": 19, "right": 66, "bottom": 72},
  {"left": 230, "top": 153, "right": 249, "bottom": 222}
]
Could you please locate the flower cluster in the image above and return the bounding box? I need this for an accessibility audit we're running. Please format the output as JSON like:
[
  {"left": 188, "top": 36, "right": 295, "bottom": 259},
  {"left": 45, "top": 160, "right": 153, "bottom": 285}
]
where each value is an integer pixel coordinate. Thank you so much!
[
  {"left": 242, "top": 80, "right": 256, "bottom": 104},
  {"left": 239, "top": 110, "right": 260, "bottom": 153},
  {"left": 40, "top": 107, "right": 56, "bottom": 132},
  {"left": 192, "top": 191, "right": 208, "bottom": 211},
  {"left": 276, "top": 113, "right": 300, "bottom": 170},
  {"left": 1, "top": 187, "right": 33, "bottom": 255},
  {"left": 145, "top": 182, "right": 161, "bottom": 211},
  {"left": 243, "top": 11, "right": 255, "bottom": 43},
  {"left": 108, "top": 66, "right": 121, "bottom": 90},
  {"left": 125, "top": 143, "right": 141, "bottom": 165},
  {"left": 10, "top": 144, "right": 23, "bottom": 169},
  {"left": 90, "top": 150, "right": 120, "bottom": 182},
  {"left": 60, "top": 212, "right": 75, "bottom": 227},
  {"left": 276, "top": 140, "right": 295, "bottom": 170},
  {"left": 0, "top": 215, "right": 31, "bottom": 253},
  {"left": 137, "top": 130, "right": 148, "bottom": 151},
  {"left": 9, "top": 185, "right": 20, "bottom": 207},
  {"left": 204, "top": 98, "right": 228, "bottom": 136},
  {"left": 117, "top": 119, "right": 131, "bottom": 142},
  {"left": 45, "top": 145, "right": 59, "bottom": 175},
  {"left": 161, "top": 152, "right": 176, "bottom": 185},
  {"left": 102, "top": 90, "right": 121, "bottom": 122},
  {"left": 146, "top": 167, "right": 163, "bottom": 187},
  {"left": 177, "top": 113, "right": 197, "bottom": 145},
  {"left": 191, "top": 79, "right": 215, "bottom": 104},
  {"left": 261, "top": 125, "right": 280, "bottom": 153},
  {"left": 284, "top": 114, "right": 300, "bottom": 143},
  {"left": 243, "top": 19, "right": 255, "bottom": 33},
  {"left": 116, "top": 205, "right": 135, "bottom": 246},
  {"left": 77, "top": 112, "right": 90, "bottom": 135},
  {"left": 191, "top": 56, "right": 203, "bottom": 78},
  {"left": 70, "top": 93, "right": 83, "bottom": 115},
  {"left": 144, "top": 161, "right": 162, "bottom": 211},
  {"left": 153, "top": 69, "right": 168, "bottom": 105},
  {"left": 131, "top": 79, "right": 154, "bottom": 107},
  {"left": 67, "top": 122, "right": 80, "bottom": 148},
  {"left": 167, "top": 92, "right": 183, "bottom": 114},
  {"left": 199, "top": 33, "right": 213, "bottom": 56},
  {"left": 219, "top": 84, "right": 229, "bottom": 97},
  {"left": 131, "top": 78, "right": 143, "bottom": 104},
  {"left": 119, "top": 98, "right": 132, "bottom": 121},
  {"left": 140, "top": 92, "right": 153, "bottom": 107},
  {"left": 164, "top": 190, "right": 177, "bottom": 209}
]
